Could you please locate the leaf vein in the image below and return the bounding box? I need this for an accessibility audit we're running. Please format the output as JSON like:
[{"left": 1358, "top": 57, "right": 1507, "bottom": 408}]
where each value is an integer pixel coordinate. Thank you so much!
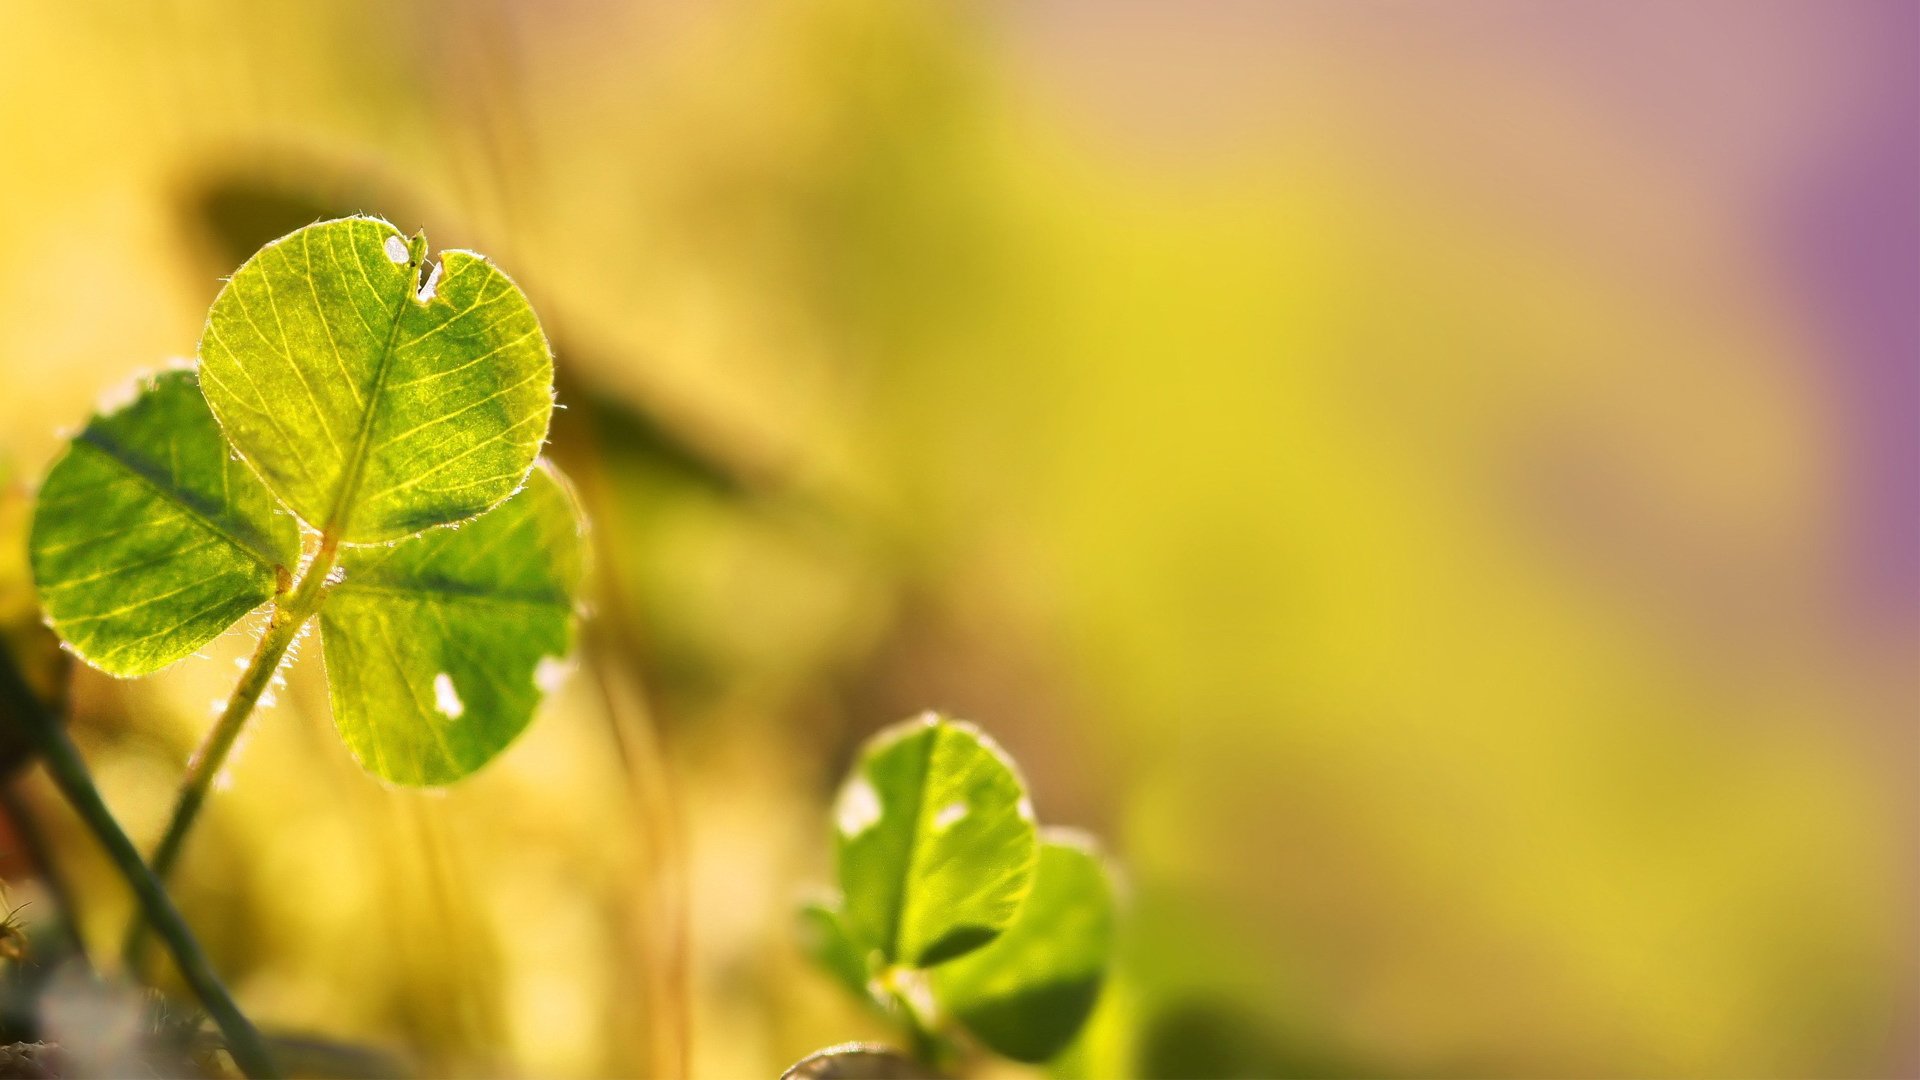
[
  {"left": 370, "top": 368, "right": 547, "bottom": 452},
  {"left": 303, "top": 229, "right": 365, "bottom": 409}
]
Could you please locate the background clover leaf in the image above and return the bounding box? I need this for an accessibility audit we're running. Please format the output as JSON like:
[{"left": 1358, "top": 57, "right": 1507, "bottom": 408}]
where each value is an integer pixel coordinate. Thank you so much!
[
  {"left": 29, "top": 369, "right": 299, "bottom": 676},
  {"left": 320, "top": 462, "right": 585, "bottom": 785},
  {"left": 931, "top": 831, "right": 1116, "bottom": 1063},
  {"left": 834, "top": 714, "right": 1038, "bottom": 969},
  {"left": 798, "top": 899, "right": 877, "bottom": 1004},
  {"left": 198, "top": 216, "right": 552, "bottom": 545}
]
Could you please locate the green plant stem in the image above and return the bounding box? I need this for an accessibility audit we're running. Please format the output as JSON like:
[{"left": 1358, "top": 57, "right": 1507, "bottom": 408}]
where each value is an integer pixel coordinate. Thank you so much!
[
  {"left": 880, "top": 967, "right": 953, "bottom": 1068},
  {"left": 0, "top": 652, "right": 279, "bottom": 1078},
  {"left": 124, "top": 536, "right": 342, "bottom": 976}
]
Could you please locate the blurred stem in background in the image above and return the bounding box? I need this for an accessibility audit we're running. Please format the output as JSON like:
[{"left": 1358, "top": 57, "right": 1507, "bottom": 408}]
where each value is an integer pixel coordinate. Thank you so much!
[
  {"left": 572, "top": 417, "right": 693, "bottom": 1078},
  {"left": 0, "top": 645, "right": 279, "bottom": 1078},
  {"left": 585, "top": 644, "right": 691, "bottom": 1079},
  {"left": 0, "top": 780, "right": 87, "bottom": 967}
]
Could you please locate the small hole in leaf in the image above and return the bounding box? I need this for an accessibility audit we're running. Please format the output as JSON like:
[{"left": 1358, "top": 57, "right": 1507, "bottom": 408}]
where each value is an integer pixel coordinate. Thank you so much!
[
  {"left": 415, "top": 257, "right": 442, "bottom": 303},
  {"left": 383, "top": 235, "right": 409, "bottom": 264},
  {"left": 836, "top": 776, "right": 882, "bottom": 837},
  {"left": 933, "top": 801, "right": 968, "bottom": 832},
  {"left": 432, "top": 672, "right": 464, "bottom": 719}
]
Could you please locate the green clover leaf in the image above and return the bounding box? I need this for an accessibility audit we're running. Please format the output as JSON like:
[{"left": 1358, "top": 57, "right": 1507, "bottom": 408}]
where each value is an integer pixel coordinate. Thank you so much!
[
  {"left": 320, "top": 463, "right": 584, "bottom": 785},
  {"left": 805, "top": 720, "right": 1117, "bottom": 1069},
  {"left": 932, "top": 831, "right": 1117, "bottom": 1063},
  {"left": 834, "top": 714, "right": 1039, "bottom": 969},
  {"left": 28, "top": 218, "right": 582, "bottom": 785},
  {"left": 30, "top": 368, "right": 299, "bottom": 676},
  {"left": 197, "top": 216, "right": 551, "bottom": 544},
  {"left": 797, "top": 898, "right": 877, "bottom": 1004}
]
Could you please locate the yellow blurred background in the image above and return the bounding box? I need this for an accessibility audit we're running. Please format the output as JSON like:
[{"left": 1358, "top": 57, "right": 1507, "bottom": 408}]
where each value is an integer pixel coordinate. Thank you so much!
[{"left": 0, "top": 1, "right": 1913, "bottom": 1076}]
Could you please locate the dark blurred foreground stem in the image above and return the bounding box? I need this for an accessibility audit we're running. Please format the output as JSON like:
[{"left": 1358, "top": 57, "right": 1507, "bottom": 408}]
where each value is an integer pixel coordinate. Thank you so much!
[
  {"left": 126, "top": 535, "right": 342, "bottom": 977},
  {"left": 0, "top": 781, "right": 88, "bottom": 966},
  {"left": 0, "top": 650, "right": 280, "bottom": 1079}
]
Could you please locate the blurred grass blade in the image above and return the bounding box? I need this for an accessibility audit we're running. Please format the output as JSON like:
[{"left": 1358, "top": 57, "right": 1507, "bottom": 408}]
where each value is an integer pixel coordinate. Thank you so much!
[
  {"left": 198, "top": 217, "right": 552, "bottom": 544},
  {"left": 932, "top": 831, "right": 1115, "bottom": 1063},
  {"left": 836, "top": 715, "right": 1037, "bottom": 968},
  {"left": 320, "top": 462, "right": 585, "bottom": 785},
  {"left": 29, "top": 369, "right": 299, "bottom": 676}
]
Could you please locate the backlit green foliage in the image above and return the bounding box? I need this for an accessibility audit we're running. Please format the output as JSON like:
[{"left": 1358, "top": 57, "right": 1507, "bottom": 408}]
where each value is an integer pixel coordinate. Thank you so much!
[
  {"left": 28, "top": 217, "right": 583, "bottom": 785},
  {"left": 933, "top": 832, "right": 1116, "bottom": 1063},
  {"left": 802, "top": 715, "right": 1116, "bottom": 1067},
  {"left": 31, "top": 369, "right": 299, "bottom": 676},
  {"left": 199, "top": 218, "right": 551, "bottom": 543},
  {"left": 321, "top": 464, "right": 584, "bottom": 785},
  {"left": 836, "top": 714, "right": 1038, "bottom": 968}
]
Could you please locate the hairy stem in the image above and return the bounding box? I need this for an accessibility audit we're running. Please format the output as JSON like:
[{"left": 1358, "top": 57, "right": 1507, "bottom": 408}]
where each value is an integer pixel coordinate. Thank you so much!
[
  {"left": 124, "top": 535, "right": 342, "bottom": 975},
  {"left": 0, "top": 651, "right": 279, "bottom": 1078}
]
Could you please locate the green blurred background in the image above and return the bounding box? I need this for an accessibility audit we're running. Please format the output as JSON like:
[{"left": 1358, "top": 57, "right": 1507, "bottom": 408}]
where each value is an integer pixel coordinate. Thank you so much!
[{"left": 0, "top": 1, "right": 1913, "bottom": 1076}]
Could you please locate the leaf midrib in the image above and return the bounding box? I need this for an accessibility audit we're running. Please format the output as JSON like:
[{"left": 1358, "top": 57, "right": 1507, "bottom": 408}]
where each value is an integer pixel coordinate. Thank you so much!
[
  {"left": 71, "top": 435, "right": 282, "bottom": 571},
  {"left": 317, "top": 231, "right": 417, "bottom": 541},
  {"left": 885, "top": 724, "right": 942, "bottom": 964}
]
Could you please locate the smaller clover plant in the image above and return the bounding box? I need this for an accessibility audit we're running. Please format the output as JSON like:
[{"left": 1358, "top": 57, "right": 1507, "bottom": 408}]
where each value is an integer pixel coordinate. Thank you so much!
[{"left": 796, "top": 714, "right": 1117, "bottom": 1073}]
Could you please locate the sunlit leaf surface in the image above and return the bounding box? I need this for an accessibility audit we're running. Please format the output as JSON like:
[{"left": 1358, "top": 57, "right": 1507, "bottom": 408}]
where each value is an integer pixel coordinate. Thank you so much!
[
  {"left": 29, "top": 369, "right": 299, "bottom": 676},
  {"left": 933, "top": 831, "right": 1115, "bottom": 1063},
  {"left": 198, "top": 217, "right": 552, "bottom": 544},
  {"left": 320, "top": 463, "right": 584, "bottom": 785},
  {"left": 835, "top": 715, "right": 1037, "bottom": 968}
]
